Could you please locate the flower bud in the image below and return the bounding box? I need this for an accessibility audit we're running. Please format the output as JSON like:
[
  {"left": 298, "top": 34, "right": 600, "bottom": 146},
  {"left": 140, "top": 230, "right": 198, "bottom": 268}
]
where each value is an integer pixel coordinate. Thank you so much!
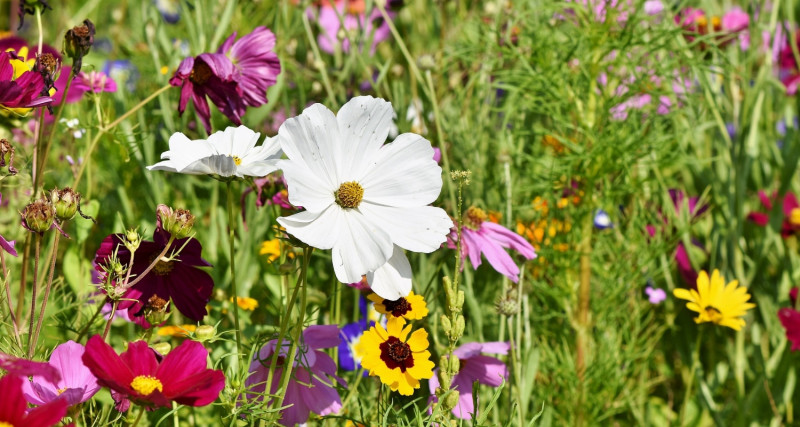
[
  {"left": 442, "top": 390, "right": 460, "bottom": 412},
  {"left": 63, "top": 19, "right": 95, "bottom": 74},
  {"left": 143, "top": 294, "right": 170, "bottom": 326},
  {"left": 49, "top": 187, "right": 80, "bottom": 221},
  {"left": 417, "top": 54, "right": 436, "bottom": 70},
  {"left": 20, "top": 199, "right": 55, "bottom": 234},
  {"left": 495, "top": 293, "right": 520, "bottom": 316},
  {"left": 124, "top": 228, "right": 141, "bottom": 252},
  {"left": 157, "top": 205, "right": 195, "bottom": 239},
  {"left": 195, "top": 325, "right": 216, "bottom": 341},
  {"left": 440, "top": 314, "right": 451, "bottom": 334},
  {"left": 0, "top": 139, "right": 17, "bottom": 175},
  {"left": 151, "top": 342, "right": 171, "bottom": 356}
]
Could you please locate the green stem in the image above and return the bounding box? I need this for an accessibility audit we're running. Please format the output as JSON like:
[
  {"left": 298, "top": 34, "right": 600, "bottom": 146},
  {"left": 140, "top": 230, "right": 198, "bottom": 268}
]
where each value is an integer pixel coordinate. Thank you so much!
[
  {"left": 75, "top": 299, "right": 104, "bottom": 342},
  {"left": 226, "top": 181, "right": 243, "bottom": 367},
  {"left": 35, "top": 74, "right": 74, "bottom": 193},
  {"left": 130, "top": 405, "right": 145, "bottom": 427},
  {"left": 0, "top": 251, "right": 21, "bottom": 347},
  {"left": 30, "top": 232, "right": 61, "bottom": 353},
  {"left": 679, "top": 330, "right": 703, "bottom": 425},
  {"left": 26, "top": 234, "right": 42, "bottom": 358}
]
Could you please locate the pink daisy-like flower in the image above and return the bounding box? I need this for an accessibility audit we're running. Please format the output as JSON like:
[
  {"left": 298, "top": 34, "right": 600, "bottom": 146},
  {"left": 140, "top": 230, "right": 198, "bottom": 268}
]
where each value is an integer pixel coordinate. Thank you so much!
[
  {"left": 449, "top": 207, "right": 536, "bottom": 282},
  {"left": 82, "top": 335, "right": 225, "bottom": 409},
  {"left": 66, "top": 70, "right": 117, "bottom": 103},
  {"left": 245, "top": 325, "right": 346, "bottom": 425},
  {"left": 428, "top": 342, "right": 509, "bottom": 419},
  {"left": 0, "top": 376, "right": 68, "bottom": 427},
  {"left": 21, "top": 340, "right": 100, "bottom": 407},
  {"left": 313, "top": 1, "right": 393, "bottom": 55},
  {"left": 216, "top": 26, "right": 281, "bottom": 108},
  {"left": 94, "top": 206, "right": 215, "bottom": 323}
]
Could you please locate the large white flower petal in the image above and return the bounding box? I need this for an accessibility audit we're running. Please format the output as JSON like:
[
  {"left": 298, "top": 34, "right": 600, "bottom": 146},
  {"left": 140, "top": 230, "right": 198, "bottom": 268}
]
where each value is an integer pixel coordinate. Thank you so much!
[
  {"left": 147, "top": 160, "right": 178, "bottom": 173},
  {"left": 231, "top": 126, "right": 261, "bottom": 155},
  {"left": 330, "top": 209, "right": 394, "bottom": 284},
  {"left": 335, "top": 96, "right": 394, "bottom": 179},
  {"left": 360, "top": 133, "right": 443, "bottom": 207},
  {"left": 359, "top": 203, "right": 453, "bottom": 252},
  {"left": 278, "top": 104, "right": 342, "bottom": 189},
  {"left": 237, "top": 136, "right": 283, "bottom": 178},
  {"left": 367, "top": 246, "right": 412, "bottom": 300},
  {"left": 278, "top": 159, "right": 335, "bottom": 212},
  {"left": 150, "top": 132, "right": 216, "bottom": 172},
  {"left": 277, "top": 207, "right": 341, "bottom": 250},
  {"left": 194, "top": 155, "right": 236, "bottom": 176}
]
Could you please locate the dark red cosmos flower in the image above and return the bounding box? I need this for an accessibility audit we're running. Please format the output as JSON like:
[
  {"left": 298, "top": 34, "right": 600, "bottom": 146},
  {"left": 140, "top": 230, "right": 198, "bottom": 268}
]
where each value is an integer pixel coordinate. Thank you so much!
[
  {"left": 94, "top": 213, "right": 215, "bottom": 323},
  {"left": 82, "top": 335, "right": 225, "bottom": 409},
  {"left": 0, "top": 375, "right": 67, "bottom": 426},
  {"left": 747, "top": 190, "right": 800, "bottom": 238},
  {"left": 169, "top": 53, "right": 246, "bottom": 134},
  {"left": 217, "top": 26, "right": 281, "bottom": 108}
]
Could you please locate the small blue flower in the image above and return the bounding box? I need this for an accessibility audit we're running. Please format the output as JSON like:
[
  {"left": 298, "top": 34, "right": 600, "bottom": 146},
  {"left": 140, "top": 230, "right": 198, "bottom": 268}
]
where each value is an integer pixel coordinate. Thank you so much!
[
  {"left": 154, "top": 0, "right": 180, "bottom": 24},
  {"left": 593, "top": 209, "right": 613, "bottom": 229},
  {"left": 102, "top": 60, "right": 139, "bottom": 93}
]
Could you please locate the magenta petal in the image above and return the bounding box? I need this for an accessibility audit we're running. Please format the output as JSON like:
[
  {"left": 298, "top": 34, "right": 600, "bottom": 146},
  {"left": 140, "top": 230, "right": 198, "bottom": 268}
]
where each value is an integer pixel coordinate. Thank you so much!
[
  {"left": 747, "top": 212, "right": 769, "bottom": 226},
  {"left": 453, "top": 341, "right": 509, "bottom": 359},
  {"left": 120, "top": 341, "right": 160, "bottom": 376},
  {"left": 779, "top": 308, "right": 800, "bottom": 351},
  {"left": 481, "top": 222, "right": 537, "bottom": 259},
  {"left": 0, "top": 351, "right": 60, "bottom": 384},
  {"left": 460, "top": 355, "right": 508, "bottom": 387},
  {"left": 460, "top": 229, "right": 485, "bottom": 269},
  {"left": 279, "top": 374, "right": 312, "bottom": 426},
  {"left": 302, "top": 368, "right": 343, "bottom": 417},
  {"left": 783, "top": 192, "right": 800, "bottom": 217},
  {"left": 157, "top": 340, "right": 210, "bottom": 385},
  {"left": 450, "top": 374, "right": 476, "bottom": 419},
  {"left": 83, "top": 335, "right": 137, "bottom": 393},
  {"left": 303, "top": 325, "right": 341, "bottom": 350},
  {"left": 166, "top": 369, "right": 225, "bottom": 406}
]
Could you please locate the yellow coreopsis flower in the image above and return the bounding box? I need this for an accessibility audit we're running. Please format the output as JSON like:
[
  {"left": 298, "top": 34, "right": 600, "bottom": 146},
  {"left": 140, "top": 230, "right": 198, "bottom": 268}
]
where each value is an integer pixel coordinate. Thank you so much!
[
  {"left": 355, "top": 317, "right": 434, "bottom": 395},
  {"left": 231, "top": 296, "right": 258, "bottom": 311},
  {"left": 156, "top": 324, "right": 197, "bottom": 337},
  {"left": 673, "top": 269, "right": 755, "bottom": 331},
  {"left": 367, "top": 290, "right": 428, "bottom": 321}
]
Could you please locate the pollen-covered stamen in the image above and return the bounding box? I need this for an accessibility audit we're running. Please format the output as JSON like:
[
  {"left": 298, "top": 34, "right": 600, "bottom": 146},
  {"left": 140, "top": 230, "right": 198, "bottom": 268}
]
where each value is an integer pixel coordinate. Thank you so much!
[
  {"left": 464, "top": 206, "right": 488, "bottom": 230},
  {"left": 130, "top": 375, "right": 163, "bottom": 396},
  {"left": 190, "top": 62, "right": 213, "bottom": 85},
  {"left": 57, "top": 387, "right": 67, "bottom": 395},
  {"left": 335, "top": 181, "right": 364, "bottom": 209},
  {"left": 383, "top": 297, "right": 411, "bottom": 317},
  {"left": 379, "top": 336, "right": 414, "bottom": 372},
  {"left": 232, "top": 156, "right": 242, "bottom": 166}
]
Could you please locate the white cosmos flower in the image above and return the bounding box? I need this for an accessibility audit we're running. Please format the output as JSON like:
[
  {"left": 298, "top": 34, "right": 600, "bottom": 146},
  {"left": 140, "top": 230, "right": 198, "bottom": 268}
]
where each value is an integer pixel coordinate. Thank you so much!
[
  {"left": 276, "top": 96, "right": 453, "bottom": 300},
  {"left": 147, "top": 125, "right": 282, "bottom": 178}
]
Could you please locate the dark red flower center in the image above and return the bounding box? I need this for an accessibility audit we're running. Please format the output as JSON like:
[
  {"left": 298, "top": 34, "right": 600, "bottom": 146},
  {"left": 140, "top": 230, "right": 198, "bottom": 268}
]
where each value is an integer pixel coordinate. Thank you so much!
[
  {"left": 379, "top": 336, "right": 414, "bottom": 372},
  {"left": 383, "top": 297, "right": 411, "bottom": 317},
  {"left": 190, "top": 62, "right": 212, "bottom": 85},
  {"left": 148, "top": 253, "right": 174, "bottom": 276}
]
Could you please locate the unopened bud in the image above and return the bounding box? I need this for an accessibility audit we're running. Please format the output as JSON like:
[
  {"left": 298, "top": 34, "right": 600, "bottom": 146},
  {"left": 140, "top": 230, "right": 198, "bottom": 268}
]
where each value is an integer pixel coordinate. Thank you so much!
[
  {"left": 157, "top": 205, "right": 194, "bottom": 239},
  {"left": 440, "top": 314, "right": 451, "bottom": 334},
  {"left": 195, "top": 325, "right": 216, "bottom": 341},
  {"left": 442, "top": 390, "right": 460, "bottom": 411},
  {"left": 151, "top": 342, "right": 171, "bottom": 355},
  {"left": 63, "top": 19, "right": 95, "bottom": 74},
  {"left": 124, "top": 228, "right": 141, "bottom": 252},
  {"left": 449, "top": 354, "right": 461, "bottom": 373},
  {"left": 20, "top": 199, "right": 55, "bottom": 234},
  {"left": 495, "top": 294, "right": 519, "bottom": 316},
  {"left": 417, "top": 54, "right": 435, "bottom": 70},
  {"left": 49, "top": 187, "right": 80, "bottom": 221},
  {"left": 454, "top": 316, "right": 465, "bottom": 338},
  {"left": 0, "top": 139, "right": 17, "bottom": 175}
]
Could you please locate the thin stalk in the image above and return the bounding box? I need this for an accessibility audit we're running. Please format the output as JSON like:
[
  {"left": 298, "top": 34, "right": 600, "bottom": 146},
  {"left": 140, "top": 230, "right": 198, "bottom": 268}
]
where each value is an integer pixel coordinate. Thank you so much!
[
  {"left": 574, "top": 184, "right": 595, "bottom": 426},
  {"left": 226, "top": 181, "right": 243, "bottom": 367},
  {"left": 36, "top": 6, "right": 43, "bottom": 55},
  {"left": 102, "top": 300, "right": 118, "bottom": 341},
  {"left": 35, "top": 74, "right": 75, "bottom": 193},
  {"left": 1, "top": 251, "right": 21, "bottom": 347},
  {"left": 16, "top": 234, "right": 31, "bottom": 322},
  {"left": 73, "top": 84, "right": 172, "bottom": 189},
  {"left": 130, "top": 406, "right": 145, "bottom": 427},
  {"left": 679, "top": 331, "right": 703, "bottom": 424},
  {"left": 271, "top": 247, "right": 311, "bottom": 413},
  {"left": 123, "top": 236, "right": 175, "bottom": 290},
  {"left": 75, "top": 299, "right": 105, "bottom": 342},
  {"left": 301, "top": 9, "right": 338, "bottom": 104},
  {"left": 26, "top": 234, "right": 42, "bottom": 358},
  {"left": 30, "top": 232, "right": 61, "bottom": 353}
]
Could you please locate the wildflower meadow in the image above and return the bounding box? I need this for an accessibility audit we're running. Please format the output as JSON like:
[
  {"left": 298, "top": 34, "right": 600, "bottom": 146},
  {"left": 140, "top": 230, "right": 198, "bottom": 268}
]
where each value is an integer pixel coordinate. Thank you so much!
[{"left": 1, "top": 0, "right": 800, "bottom": 425}]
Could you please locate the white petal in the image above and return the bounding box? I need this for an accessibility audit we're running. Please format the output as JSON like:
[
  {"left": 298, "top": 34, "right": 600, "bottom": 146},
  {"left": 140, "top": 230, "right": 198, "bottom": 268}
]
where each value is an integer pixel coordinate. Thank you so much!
[
  {"left": 278, "top": 159, "right": 336, "bottom": 212},
  {"left": 359, "top": 203, "right": 453, "bottom": 252},
  {"left": 231, "top": 126, "right": 261, "bottom": 156},
  {"left": 165, "top": 132, "right": 216, "bottom": 171},
  {"left": 146, "top": 160, "right": 178, "bottom": 172},
  {"left": 278, "top": 104, "right": 342, "bottom": 189},
  {"left": 236, "top": 161, "right": 280, "bottom": 178},
  {"left": 277, "top": 207, "right": 341, "bottom": 250},
  {"left": 335, "top": 96, "right": 394, "bottom": 179},
  {"left": 330, "top": 209, "right": 394, "bottom": 284},
  {"left": 360, "top": 133, "right": 443, "bottom": 207},
  {"left": 191, "top": 155, "right": 236, "bottom": 176},
  {"left": 367, "top": 246, "right": 412, "bottom": 300}
]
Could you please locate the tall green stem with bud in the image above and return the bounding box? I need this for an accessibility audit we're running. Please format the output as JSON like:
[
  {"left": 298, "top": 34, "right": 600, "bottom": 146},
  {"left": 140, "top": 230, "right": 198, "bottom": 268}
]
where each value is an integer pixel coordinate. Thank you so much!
[{"left": 226, "top": 181, "right": 243, "bottom": 368}]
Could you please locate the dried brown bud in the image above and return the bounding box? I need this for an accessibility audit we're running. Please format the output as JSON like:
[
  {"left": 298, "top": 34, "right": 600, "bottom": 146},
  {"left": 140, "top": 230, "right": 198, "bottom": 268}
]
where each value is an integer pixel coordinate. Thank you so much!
[
  {"left": 63, "top": 19, "right": 95, "bottom": 74},
  {"left": 0, "top": 139, "right": 18, "bottom": 176},
  {"left": 20, "top": 198, "right": 55, "bottom": 234},
  {"left": 157, "top": 205, "right": 195, "bottom": 239}
]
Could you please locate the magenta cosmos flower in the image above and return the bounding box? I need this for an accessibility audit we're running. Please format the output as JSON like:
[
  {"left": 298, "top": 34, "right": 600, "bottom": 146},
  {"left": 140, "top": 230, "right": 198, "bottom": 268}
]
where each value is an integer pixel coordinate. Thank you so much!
[
  {"left": 747, "top": 190, "right": 800, "bottom": 238},
  {"left": 0, "top": 51, "right": 52, "bottom": 115},
  {"left": 0, "top": 376, "right": 68, "bottom": 427},
  {"left": 216, "top": 26, "right": 281, "bottom": 108},
  {"left": 245, "top": 325, "right": 346, "bottom": 425},
  {"left": 82, "top": 335, "right": 225, "bottom": 409},
  {"left": 428, "top": 342, "right": 509, "bottom": 419},
  {"left": 779, "top": 288, "right": 800, "bottom": 351},
  {"left": 65, "top": 70, "right": 117, "bottom": 103},
  {"left": 0, "top": 36, "right": 73, "bottom": 108},
  {"left": 449, "top": 207, "right": 536, "bottom": 282},
  {"left": 21, "top": 340, "right": 100, "bottom": 406},
  {"left": 94, "top": 208, "right": 215, "bottom": 323},
  {"left": 313, "top": 0, "right": 394, "bottom": 55}
]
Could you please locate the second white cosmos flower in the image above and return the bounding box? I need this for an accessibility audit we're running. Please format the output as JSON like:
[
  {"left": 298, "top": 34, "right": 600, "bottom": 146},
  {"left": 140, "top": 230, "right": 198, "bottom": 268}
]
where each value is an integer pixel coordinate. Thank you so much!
[{"left": 277, "top": 96, "right": 453, "bottom": 299}]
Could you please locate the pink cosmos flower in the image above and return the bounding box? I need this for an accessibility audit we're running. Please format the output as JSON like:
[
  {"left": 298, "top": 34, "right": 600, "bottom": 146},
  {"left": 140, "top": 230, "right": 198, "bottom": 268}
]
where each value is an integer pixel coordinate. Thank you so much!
[
  {"left": 170, "top": 53, "right": 246, "bottom": 134},
  {"left": 94, "top": 207, "right": 215, "bottom": 323},
  {"left": 747, "top": 190, "right": 800, "bottom": 238},
  {"left": 428, "top": 342, "right": 509, "bottom": 419},
  {"left": 0, "top": 376, "right": 68, "bottom": 427},
  {"left": 65, "top": 70, "right": 117, "bottom": 103},
  {"left": 449, "top": 207, "right": 536, "bottom": 282},
  {"left": 312, "top": 0, "right": 393, "bottom": 55},
  {"left": 217, "top": 26, "right": 281, "bottom": 108},
  {"left": 82, "top": 335, "right": 225, "bottom": 409},
  {"left": 0, "top": 51, "right": 52, "bottom": 113},
  {"left": 245, "top": 325, "right": 346, "bottom": 425},
  {"left": 778, "top": 30, "right": 800, "bottom": 95},
  {"left": 21, "top": 340, "right": 100, "bottom": 406}
]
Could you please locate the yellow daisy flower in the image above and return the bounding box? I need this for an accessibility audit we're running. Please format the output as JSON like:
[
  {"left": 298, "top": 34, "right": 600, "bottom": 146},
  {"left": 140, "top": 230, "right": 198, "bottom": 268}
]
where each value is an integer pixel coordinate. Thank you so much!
[
  {"left": 259, "top": 238, "right": 294, "bottom": 262},
  {"left": 156, "top": 324, "right": 196, "bottom": 337},
  {"left": 355, "top": 318, "right": 434, "bottom": 396},
  {"left": 230, "top": 296, "right": 259, "bottom": 311},
  {"left": 673, "top": 269, "right": 756, "bottom": 331},
  {"left": 367, "top": 290, "right": 428, "bottom": 321}
]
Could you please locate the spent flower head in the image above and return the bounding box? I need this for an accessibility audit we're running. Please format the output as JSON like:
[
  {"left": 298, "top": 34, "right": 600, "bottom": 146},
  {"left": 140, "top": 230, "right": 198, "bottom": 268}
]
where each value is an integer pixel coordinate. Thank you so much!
[
  {"left": 20, "top": 198, "right": 55, "bottom": 234},
  {"left": 157, "top": 205, "right": 195, "bottom": 239},
  {"left": 63, "top": 19, "right": 95, "bottom": 74}
]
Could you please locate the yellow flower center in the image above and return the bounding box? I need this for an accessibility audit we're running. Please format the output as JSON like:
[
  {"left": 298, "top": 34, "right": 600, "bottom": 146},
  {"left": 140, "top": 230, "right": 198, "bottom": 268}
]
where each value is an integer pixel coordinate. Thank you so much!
[
  {"left": 704, "top": 305, "right": 723, "bottom": 323},
  {"left": 464, "top": 206, "right": 487, "bottom": 230},
  {"left": 791, "top": 208, "right": 800, "bottom": 227},
  {"left": 57, "top": 387, "right": 67, "bottom": 395},
  {"left": 335, "top": 181, "right": 364, "bottom": 209},
  {"left": 130, "top": 375, "right": 163, "bottom": 396},
  {"left": 232, "top": 156, "right": 242, "bottom": 166},
  {"left": 0, "top": 422, "right": 14, "bottom": 427}
]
